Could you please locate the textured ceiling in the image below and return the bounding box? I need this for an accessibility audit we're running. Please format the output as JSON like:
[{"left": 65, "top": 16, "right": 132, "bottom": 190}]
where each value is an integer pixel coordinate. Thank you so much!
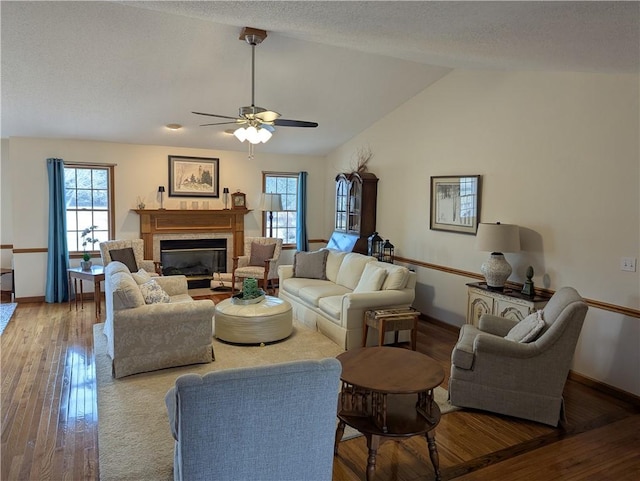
[{"left": 2, "top": 1, "right": 639, "bottom": 156}]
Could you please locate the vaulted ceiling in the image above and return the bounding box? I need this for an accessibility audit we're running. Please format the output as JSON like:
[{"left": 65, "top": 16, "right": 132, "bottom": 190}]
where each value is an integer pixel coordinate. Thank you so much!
[{"left": 2, "top": 1, "right": 638, "bottom": 156}]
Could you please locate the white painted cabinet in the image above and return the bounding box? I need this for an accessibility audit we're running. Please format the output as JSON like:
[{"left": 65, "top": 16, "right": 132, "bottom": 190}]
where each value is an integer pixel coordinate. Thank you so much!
[{"left": 466, "top": 282, "right": 550, "bottom": 326}]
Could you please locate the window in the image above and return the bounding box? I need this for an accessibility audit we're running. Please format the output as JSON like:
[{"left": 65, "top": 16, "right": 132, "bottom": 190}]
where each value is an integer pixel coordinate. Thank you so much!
[
  {"left": 64, "top": 164, "right": 114, "bottom": 255},
  {"left": 263, "top": 172, "right": 298, "bottom": 245}
]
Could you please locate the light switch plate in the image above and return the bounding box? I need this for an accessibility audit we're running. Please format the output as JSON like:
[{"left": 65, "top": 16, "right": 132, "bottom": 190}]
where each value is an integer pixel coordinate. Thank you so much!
[{"left": 621, "top": 257, "right": 637, "bottom": 272}]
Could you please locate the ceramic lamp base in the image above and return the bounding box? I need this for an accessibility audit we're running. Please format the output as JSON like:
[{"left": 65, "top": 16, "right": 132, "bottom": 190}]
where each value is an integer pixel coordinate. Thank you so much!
[{"left": 480, "top": 253, "right": 512, "bottom": 290}]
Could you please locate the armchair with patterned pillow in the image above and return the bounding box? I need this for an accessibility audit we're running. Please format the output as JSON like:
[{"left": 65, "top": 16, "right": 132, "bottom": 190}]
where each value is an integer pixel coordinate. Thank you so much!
[{"left": 231, "top": 237, "right": 283, "bottom": 294}]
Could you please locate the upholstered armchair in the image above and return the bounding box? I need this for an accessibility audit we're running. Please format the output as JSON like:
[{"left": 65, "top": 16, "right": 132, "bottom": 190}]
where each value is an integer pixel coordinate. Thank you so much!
[
  {"left": 100, "top": 239, "right": 158, "bottom": 275},
  {"left": 231, "top": 237, "right": 283, "bottom": 294},
  {"left": 165, "top": 358, "right": 341, "bottom": 481},
  {"left": 449, "top": 286, "right": 588, "bottom": 426}
]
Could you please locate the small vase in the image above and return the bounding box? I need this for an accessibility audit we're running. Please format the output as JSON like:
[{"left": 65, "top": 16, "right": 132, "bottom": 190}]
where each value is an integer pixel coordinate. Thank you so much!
[{"left": 81, "top": 260, "right": 92, "bottom": 271}]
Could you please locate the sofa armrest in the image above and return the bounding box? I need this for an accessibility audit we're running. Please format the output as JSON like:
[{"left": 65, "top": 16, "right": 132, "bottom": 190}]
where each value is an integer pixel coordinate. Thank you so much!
[
  {"left": 278, "top": 265, "right": 294, "bottom": 281},
  {"left": 154, "top": 275, "right": 189, "bottom": 296},
  {"left": 341, "top": 289, "right": 415, "bottom": 329},
  {"left": 478, "top": 314, "right": 518, "bottom": 336}
]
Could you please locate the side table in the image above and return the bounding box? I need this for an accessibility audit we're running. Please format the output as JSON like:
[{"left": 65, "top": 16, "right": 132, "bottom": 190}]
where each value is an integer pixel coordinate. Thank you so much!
[
  {"left": 68, "top": 266, "right": 105, "bottom": 322},
  {"left": 334, "top": 347, "right": 445, "bottom": 481},
  {"left": 362, "top": 307, "right": 419, "bottom": 350}
]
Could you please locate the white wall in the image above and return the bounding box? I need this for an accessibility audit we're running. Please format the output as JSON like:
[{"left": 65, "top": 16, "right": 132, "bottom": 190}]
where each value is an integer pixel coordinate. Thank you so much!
[
  {"left": 6, "top": 138, "right": 325, "bottom": 297},
  {"left": 327, "top": 70, "right": 640, "bottom": 396}
]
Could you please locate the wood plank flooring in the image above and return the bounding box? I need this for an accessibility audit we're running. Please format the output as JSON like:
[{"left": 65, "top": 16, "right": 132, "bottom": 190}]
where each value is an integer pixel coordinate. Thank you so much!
[{"left": 1, "top": 301, "right": 639, "bottom": 480}]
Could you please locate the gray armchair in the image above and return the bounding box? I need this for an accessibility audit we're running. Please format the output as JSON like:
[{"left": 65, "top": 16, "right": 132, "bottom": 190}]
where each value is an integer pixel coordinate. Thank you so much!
[
  {"left": 449, "top": 286, "right": 588, "bottom": 426},
  {"left": 165, "top": 358, "right": 341, "bottom": 481}
]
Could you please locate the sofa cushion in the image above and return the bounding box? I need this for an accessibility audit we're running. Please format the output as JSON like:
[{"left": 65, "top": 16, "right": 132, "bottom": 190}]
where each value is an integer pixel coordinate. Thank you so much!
[
  {"left": 249, "top": 242, "right": 276, "bottom": 266},
  {"left": 380, "top": 264, "right": 410, "bottom": 290},
  {"left": 318, "top": 295, "right": 343, "bottom": 322},
  {"left": 336, "top": 253, "right": 375, "bottom": 290},
  {"left": 506, "top": 311, "right": 545, "bottom": 343},
  {"left": 353, "top": 263, "right": 387, "bottom": 293},
  {"left": 139, "top": 279, "right": 171, "bottom": 304},
  {"left": 293, "top": 250, "right": 328, "bottom": 279},
  {"left": 131, "top": 268, "right": 152, "bottom": 285},
  {"left": 298, "top": 283, "right": 351, "bottom": 307},
  {"left": 111, "top": 271, "right": 145, "bottom": 309},
  {"left": 323, "top": 249, "right": 347, "bottom": 283},
  {"left": 281, "top": 277, "right": 330, "bottom": 298},
  {"left": 109, "top": 247, "right": 138, "bottom": 272}
]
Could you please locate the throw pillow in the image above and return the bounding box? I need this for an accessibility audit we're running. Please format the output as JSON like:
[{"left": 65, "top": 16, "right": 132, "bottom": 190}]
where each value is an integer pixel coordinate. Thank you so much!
[
  {"left": 249, "top": 242, "right": 276, "bottom": 267},
  {"left": 505, "top": 310, "right": 545, "bottom": 343},
  {"left": 293, "top": 250, "right": 329, "bottom": 279},
  {"left": 139, "top": 279, "right": 170, "bottom": 304},
  {"left": 131, "top": 268, "right": 152, "bottom": 285},
  {"left": 353, "top": 263, "right": 387, "bottom": 293},
  {"left": 109, "top": 247, "right": 138, "bottom": 273}
]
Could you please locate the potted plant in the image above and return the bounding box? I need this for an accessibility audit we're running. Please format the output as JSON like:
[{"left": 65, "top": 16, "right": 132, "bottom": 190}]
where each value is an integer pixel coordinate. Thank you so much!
[
  {"left": 80, "top": 225, "right": 99, "bottom": 270},
  {"left": 231, "top": 278, "right": 265, "bottom": 305}
]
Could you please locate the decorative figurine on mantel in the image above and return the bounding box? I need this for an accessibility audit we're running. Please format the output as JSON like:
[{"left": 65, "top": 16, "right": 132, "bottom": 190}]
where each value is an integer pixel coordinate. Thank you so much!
[{"left": 521, "top": 265, "right": 535, "bottom": 297}]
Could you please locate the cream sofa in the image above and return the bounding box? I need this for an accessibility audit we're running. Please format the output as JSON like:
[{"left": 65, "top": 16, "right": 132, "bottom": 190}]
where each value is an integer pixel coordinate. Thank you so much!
[
  {"left": 278, "top": 249, "right": 417, "bottom": 350},
  {"left": 103, "top": 261, "right": 215, "bottom": 378}
]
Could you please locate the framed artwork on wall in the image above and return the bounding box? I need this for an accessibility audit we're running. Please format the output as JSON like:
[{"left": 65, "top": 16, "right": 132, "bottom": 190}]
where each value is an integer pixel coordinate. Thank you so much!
[
  {"left": 168, "top": 155, "right": 219, "bottom": 198},
  {"left": 430, "top": 175, "right": 481, "bottom": 234}
]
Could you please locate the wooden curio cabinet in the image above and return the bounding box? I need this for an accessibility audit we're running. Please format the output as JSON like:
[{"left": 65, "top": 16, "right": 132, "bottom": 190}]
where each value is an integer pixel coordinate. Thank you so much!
[{"left": 328, "top": 172, "right": 378, "bottom": 254}]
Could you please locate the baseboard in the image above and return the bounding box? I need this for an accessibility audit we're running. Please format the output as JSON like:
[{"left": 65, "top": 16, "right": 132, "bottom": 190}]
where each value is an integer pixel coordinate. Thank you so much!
[
  {"left": 15, "top": 295, "right": 45, "bottom": 303},
  {"left": 568, "top": 371, "right": 640, "bottom": 408},
  {"left": 419, "top": 314, "right": 460, "bottom": 333}
]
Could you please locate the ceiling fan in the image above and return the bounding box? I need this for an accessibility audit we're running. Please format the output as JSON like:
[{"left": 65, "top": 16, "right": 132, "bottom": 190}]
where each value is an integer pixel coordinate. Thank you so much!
[{"left": 193, "top": 27, "right": 318, "bottom": 145}]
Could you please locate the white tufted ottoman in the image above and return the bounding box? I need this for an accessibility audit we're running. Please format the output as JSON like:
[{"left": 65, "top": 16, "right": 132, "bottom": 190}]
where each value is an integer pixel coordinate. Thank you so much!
[{"left": 214, "top": 295, "right": 293, "bottom": 344}]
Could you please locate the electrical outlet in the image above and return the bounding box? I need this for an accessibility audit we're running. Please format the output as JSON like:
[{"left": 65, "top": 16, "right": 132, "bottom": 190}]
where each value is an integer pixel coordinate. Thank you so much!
[{"left": 621, "top": 257, "right": 637, "bottom": 272}]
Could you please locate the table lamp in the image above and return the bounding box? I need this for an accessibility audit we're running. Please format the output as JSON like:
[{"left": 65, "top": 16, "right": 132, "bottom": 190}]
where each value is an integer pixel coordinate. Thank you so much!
[
  {"left": 475, "top": 222, "right": 520, "bottom": 291},
  {"left": 259, "top": 193, "right": 283, "bottom": 238}
]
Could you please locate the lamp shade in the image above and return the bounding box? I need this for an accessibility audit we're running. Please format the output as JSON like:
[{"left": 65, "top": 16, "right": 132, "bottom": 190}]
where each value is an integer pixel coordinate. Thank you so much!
[
  {"left": 258, "top": 193, "right": 283, "bottom": 212},
  {"left": 157, "top": 185, "right": 165, "bottom": 193},
  {"left": 476, "top": 223, "right": 520, "bottom": 254}
]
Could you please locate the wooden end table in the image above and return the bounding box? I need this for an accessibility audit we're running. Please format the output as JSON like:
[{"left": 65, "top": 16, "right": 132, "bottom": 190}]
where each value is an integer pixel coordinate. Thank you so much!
[
  {"left": 67, "top": 266, "right": 105, "bottom": 322},
  {"left": 363, "top": 308, "right": 419, "bottom": 350},
  {"left": 334, "top": 347, "right": 445, "bottom": 481}
]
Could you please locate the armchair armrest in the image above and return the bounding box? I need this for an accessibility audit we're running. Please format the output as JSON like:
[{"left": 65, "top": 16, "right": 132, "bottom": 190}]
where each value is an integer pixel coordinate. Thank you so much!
[
  {"left": 233, "top": 256, "right": 250, "bottom": 269},
  {"left": 474, "top": 332, "right": 541, "bottom": 359},
  {"left": 478, "top": 314, "right": 518, "bottom": 336}
]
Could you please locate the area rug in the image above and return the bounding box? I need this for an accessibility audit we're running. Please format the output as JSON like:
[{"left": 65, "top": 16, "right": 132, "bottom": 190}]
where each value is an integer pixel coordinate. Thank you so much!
[
  {"left": 95, "top": 322, "right": 455, "bottom": 481},
  {"left": 0, "top": 302, "right": 17, "bottom": 336}
]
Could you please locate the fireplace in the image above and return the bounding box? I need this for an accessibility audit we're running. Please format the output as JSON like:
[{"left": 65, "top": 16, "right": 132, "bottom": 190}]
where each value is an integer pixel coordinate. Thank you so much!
[{"left": 160, "top": 239, "right": 226, "bottom": 288}]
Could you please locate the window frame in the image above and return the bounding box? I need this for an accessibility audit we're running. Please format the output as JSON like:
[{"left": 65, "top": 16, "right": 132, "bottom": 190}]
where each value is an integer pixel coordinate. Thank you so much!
[
  {"left": 262, "top": 171, "right": 298, "bottom": 247},
  {"left": 64, "top": 163, "right": 116, "bottom": 258}
]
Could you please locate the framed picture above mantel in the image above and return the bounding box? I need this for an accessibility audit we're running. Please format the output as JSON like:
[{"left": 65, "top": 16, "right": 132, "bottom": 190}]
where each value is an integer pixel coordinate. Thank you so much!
[
  {"left": 168, "top": 155, "right": 219, "bottom": 198},
  {"left": 430, "top": 175, "right": 481, "bottom": 234}
]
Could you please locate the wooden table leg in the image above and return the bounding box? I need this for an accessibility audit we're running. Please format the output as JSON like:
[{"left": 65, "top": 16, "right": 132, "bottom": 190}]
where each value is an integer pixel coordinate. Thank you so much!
[
  {"left": 426, "top": 430, "right": 441, "bottom": 481},
  {"left": 411, "top": 317, "right": 417, "bottom": 351},
  {"left": 68, "top": 272, "right": 73, "bottom": 311},
  {"left": 93, "top": 278, "right": 100, "bottom": 322},
  {"left": 366, "top": 434, "right": 380, "bottom": 481},
  {"left": 378, "top": 319, "right": 385, "bottom": 347},
  {"left": 362, "top": 320, "right": 369, "bottom": 347},
  {"left": 334, "top": 420, "right": 345, "bottom": 454}
]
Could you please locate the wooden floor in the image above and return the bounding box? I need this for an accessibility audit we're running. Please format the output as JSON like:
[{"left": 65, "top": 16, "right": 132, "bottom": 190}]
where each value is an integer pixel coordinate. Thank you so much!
[{"left": 1, "top": 301, "right": 639, "bottom": 480}]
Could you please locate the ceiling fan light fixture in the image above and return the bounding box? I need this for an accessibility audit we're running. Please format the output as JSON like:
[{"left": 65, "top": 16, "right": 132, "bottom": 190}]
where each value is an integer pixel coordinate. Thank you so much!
[
  {"left": 258, "top": 127, "right": 272, "bottom": 143},
  {"left": 233, "top": 127, "right": 248, "bottom": 142}
]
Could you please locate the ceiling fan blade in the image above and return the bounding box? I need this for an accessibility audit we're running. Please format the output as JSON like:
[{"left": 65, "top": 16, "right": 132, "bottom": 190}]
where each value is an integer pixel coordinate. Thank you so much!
[
  {"left": 199, "top": 121, "right": 244, "bottom": 127},
  {"left": 192, "top": 111, "right": 239, "bottom": 120},
  {"left": 274, "top": 118, "right": 319, "bottom": 128},
  {"left": 255, "top": 110, "right": 280, "bottom": 122}
]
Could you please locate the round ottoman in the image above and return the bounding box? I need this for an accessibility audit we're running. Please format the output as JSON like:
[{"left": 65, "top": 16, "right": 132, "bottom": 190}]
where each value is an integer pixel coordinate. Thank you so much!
[{"left": 214, "top": 295, "right": 293, "bottom": 344}]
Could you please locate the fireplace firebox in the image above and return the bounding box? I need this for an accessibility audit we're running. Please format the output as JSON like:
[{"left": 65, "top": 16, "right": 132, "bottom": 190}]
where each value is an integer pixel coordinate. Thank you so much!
[{"left": 160, "top": 239, "right": 226, "bottom": 288}]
